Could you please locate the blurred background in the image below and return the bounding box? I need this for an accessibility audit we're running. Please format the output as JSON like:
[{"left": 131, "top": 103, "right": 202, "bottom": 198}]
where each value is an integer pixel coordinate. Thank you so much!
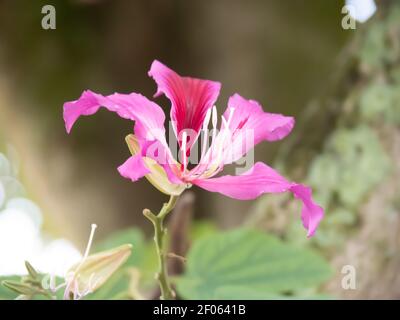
[{"left": 0, "top": 0, "right": 399, "bottom": 299}]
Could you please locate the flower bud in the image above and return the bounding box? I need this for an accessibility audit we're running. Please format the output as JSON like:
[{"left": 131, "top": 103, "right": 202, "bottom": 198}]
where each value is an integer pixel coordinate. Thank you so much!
[{"left": 65, "top": 244, "right": 132, "bottom": 299}]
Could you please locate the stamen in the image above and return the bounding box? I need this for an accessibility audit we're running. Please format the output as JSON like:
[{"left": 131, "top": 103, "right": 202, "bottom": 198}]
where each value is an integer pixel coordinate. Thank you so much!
[
  {"left": 200, "top": 109, "right": 212, "bottom": 164},
  {"left": 189, "top": 106, "right": 233, "bottom": 178},
  {"left": 181, "top": 131, "right": 188, "bottom": 171},
  {"left": 215, "top": 107, "right": 235, "bottom": 165},
  {"left": 221, "top": 107, "right": 235, "bottom": 144},
  {"left": 211, "top": 116, "right": 228, "bottom": 165},
  {"left": 221, "top": 116, "right": 229, "bottom": 133},
  {"left": 83, "top": 224, "right": 97, "bottom": 261},
  {"left": 211, "top": 105, "right": 217, "bottom": 128},
  {"left": 63, "top": 278, "right": 73, "bottom": 300},
  {"left": 226, "top": 107, "right": 235, "bottom": 127},
  {"left": 74, "top": 278, "right": 80, "bottom": 300},
  {"left": 73, "top": 223, "right": 98, "bottom": 274},
  {"left": 49, "top": 274, "right": 56, "bottom": 291},
  {"left": 211, "top": 105, "right": 218, "bottom": 143},
  {"left": 203, "top": 108, "right": 212, "bottom": 130},
  {"left": 60, "top": 224, "right": 98, "bottom": 300},
  {"left": 200, "top": 135, "right": 208, "bottom": 165}
]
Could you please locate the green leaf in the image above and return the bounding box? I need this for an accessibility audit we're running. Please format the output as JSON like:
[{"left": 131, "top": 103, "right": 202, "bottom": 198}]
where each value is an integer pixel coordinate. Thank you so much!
[
  {"left": 95, "top": 228, "right": 145, "bottom": 267},
  {"left": 176, "top": 229, "right": 332, "bottom": 300},
  {"left": 190, "top": 220, "right": 218, "bottom": 243},
  {"left": 0, "top": 276, "right": 20, "bottom": 300},
  {"left": 25, "top": 261, "right": 39, "bottom": 280},
  {"left": 2, "top": 280, "right": 37, "bottom": 295}
]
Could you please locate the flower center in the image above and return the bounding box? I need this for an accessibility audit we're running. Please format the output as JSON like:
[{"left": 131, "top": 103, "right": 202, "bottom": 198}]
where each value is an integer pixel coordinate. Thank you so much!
[{"left": 183, "top": 106, "right": 235, "bottom": 180}]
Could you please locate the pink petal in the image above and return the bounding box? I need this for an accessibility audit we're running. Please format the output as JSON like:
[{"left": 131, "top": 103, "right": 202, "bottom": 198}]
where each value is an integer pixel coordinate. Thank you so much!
[
  {"left": 222, "top": 94, "right": 295, "bottom": 163},
  {"left": 227, "top": 94, "right": 295, "bottom": 141},
  {"left": 63, "top": 90, "right": 184, "bottom": 186},
  {"left": 123, "top": 135, "right": 185, "bottom": 195},
  {"left": 193, "top": 162, "right": 323, "bottom": 237},
  {"left": 148, "top": 60, "right": 221, "bottom": 147},
  {"left": 63, "top": 90, "right": 166, "bottom": 142},
  {"left": 193, "top": 162, "right": 291, "bottom": 199},
  {"left": 117, "top": 155, "right": 150, "bottom": 182},
  {"left": 290, "top": 184, "right": 324, "bottom": 237},
  {"left": 137, "top": 138, "right": 183, "bottom": 184}
]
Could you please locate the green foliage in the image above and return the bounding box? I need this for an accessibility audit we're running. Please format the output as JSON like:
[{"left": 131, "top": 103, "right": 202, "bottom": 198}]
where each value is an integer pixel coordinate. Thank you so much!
[
  {"left": 359, "top": 22, "right": 387, "bottom": 71},
  {"left": 86, "top": 269, "right": 133, "bottom": 300},
  {"left": 1, "top": 214, "right": 333, "bottom": 300},
  {"left": 324, "top": 207, "right": 356, "bottom": 226},
  {"left": 189, "top": 220, "right": 218, "bottom": 242},
  {"left": 176, "top": 229, "right": 332, "bottom": 300},
  {"left": 0, "top": 262, "right": 59, "bottom": 300},
  {"left": 1, "top": 247, "right": 133, "bottom": 300},
  {"left": 94, "top": 228, "right": 145, "bottom": 295},
  {"left": 309, "top": 125, "right": 390, "bottom": 209},
  {"left": 357, "top": 3, "right": 400, "bottom": 125},
  {"left": 0, "top": 276, "right": 19, "bottom": 300},
  {"left": 91, "top": 225, "right": 333, "bottom": 300},
  {"left": 296, "top": 5, "right": 400, "bottom": 252},
  {"left": 360, "top": 82, "right": 400, "bottom": 124},
  {"left": 303, "top": 126, "right": 391, "bottom": 249},
  {"left": 93, "top": 228, "right": 157, "bottom": 297},
  {"left": 356, "top": 1, "right": 400, "bottom": 122},
  {"left": 359, "top": 4, "right": 400, "bottom": 72},
  {"left": 95, "top": 228, "right": 145, "bottom": 267},
  {"left": 92, "top": 221, "right": 220, "bottom": 298}
]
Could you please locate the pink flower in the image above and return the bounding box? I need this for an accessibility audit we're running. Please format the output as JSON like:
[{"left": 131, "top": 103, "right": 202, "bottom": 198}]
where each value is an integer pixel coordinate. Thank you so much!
[{"left": 63, "top": 60, "right": 323, "bottom": 237}]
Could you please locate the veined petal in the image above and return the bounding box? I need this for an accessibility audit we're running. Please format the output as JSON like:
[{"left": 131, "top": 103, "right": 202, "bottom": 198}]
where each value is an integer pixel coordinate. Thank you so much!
[
  {"left": 193, "top": 162, "right": 291, "bottom": 199},
  {"left": 193, "top": 162, "right": 323, "bottom": 237},
  {"left": 148, "top": 60, "right": 221, "bottom": 149},
  {"left": 117, "top": 154, "right": 150, "bottom": 182},
  {"left": 221, "top": 94, "right": 294, "bottom": 164},
  {"left": 63, "top": 90, "right": 166, "bottom": 143},
  {"left": 63, "top": 90, "right": 185, "bottom": 194},
  {"left": 290, "top": 184, "right": 324, "bottom": 237},
  {"left": 227, "top": 94, "right": 294, "bottom": 142}
]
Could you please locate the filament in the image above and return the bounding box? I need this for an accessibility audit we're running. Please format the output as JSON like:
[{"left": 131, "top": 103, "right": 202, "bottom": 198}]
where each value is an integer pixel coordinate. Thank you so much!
[
  {"left": 181, "top": 131, "right": 188, "bottom": 171},
  {"left": 200, "top": 108, "right": 212, "bottom": 164}
]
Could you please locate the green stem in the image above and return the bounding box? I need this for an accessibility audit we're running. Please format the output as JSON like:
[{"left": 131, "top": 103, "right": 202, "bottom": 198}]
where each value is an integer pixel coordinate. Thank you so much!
[{"left": 143, "top": 195, "right": 178, "bottom": 300}]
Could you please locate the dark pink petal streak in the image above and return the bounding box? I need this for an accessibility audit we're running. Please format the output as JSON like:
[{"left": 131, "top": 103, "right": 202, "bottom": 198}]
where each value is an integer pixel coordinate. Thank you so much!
[{"left": 148, "top": 60, "right": 221, "bottom": 148}]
